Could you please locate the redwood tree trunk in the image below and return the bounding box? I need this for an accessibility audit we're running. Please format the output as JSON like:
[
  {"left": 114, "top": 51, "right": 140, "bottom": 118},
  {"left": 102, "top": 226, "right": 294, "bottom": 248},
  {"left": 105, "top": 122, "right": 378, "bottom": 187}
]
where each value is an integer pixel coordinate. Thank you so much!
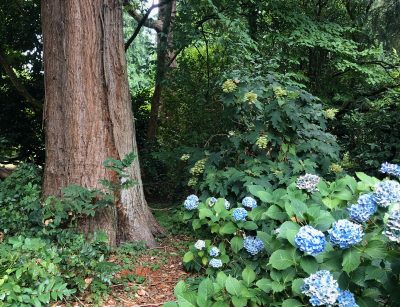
[{"left": 41, "top": 0, "right": 161, "bottom": 247}]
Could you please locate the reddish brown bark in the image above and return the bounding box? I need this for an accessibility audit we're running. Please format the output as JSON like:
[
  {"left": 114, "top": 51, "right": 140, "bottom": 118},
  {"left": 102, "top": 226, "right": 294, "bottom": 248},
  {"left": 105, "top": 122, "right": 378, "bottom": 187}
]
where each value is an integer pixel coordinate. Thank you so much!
[{"left": 41, "top": 0, "right": 161, "bottom": 247}]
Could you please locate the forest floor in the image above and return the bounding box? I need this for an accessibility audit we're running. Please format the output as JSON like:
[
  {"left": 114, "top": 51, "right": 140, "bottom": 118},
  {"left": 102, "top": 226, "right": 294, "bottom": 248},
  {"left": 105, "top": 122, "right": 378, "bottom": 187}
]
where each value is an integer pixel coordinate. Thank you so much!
[{"left": 68, "top": 208, "right": 194, "bottom": 307}]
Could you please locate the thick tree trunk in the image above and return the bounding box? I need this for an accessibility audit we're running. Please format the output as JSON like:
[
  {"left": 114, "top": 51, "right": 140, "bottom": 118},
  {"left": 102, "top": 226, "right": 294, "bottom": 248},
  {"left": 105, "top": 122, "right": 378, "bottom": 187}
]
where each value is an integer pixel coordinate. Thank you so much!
[
  {"left": 146, "top": 0, "right": 176, "bottom": 141},
  {"left": 41, "top": 0, "right": 161, "bottom": 247}
]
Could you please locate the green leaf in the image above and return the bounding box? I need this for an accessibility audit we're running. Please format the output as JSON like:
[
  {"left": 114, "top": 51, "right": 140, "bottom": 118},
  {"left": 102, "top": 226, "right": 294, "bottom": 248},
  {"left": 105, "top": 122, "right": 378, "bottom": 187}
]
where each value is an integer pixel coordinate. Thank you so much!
[
  {"left": 264, "top": 205, "right": 287, "bottom": 220},
  {"left": 300, "top": 256, "right": 319, "bottom": 274},
  {"left": 355, "top": 172, "right": 378, "bottom": 187},
  {"left": 342, "top": 249, "right": 361, "bottom": 273},
  {"left": 282, "top": 299, "right": 303, "bottom": 307},
  {"left": 363, "top": 240, "right": 386, "bottom": 259},
  {"left": 256, "top": 278, "right": 272, "bottom": 293},
  {"left": 232, "top": 296, "right": 247, "bottom": 307},
  {"left": 243, "top": 221, "right": 258, "bottom": 230},
  {"left": 242, "top": 267, "right": 256, "bottom": 286},
  {"left": 199, "top": 208, "right": 213, "bottom": 219},
  {"left": 225, "top": 276, "right": 244, "bottom": 296},
  {"left": 163, "top": 302, "right": 179, "bottom": 307},
  {"left": 277, "top": 221, "right": 300, "bottom": 245},
  {"left": 230, "top": 236, "right": 244, "bottom": 253},
  {"left": 285, "top": 199, "right": 307, "bottom": 219},
  {"left": 216, "top": 271, "right": 228, "bottom": 288},
  {"left": 197, "top": 278, "right": 214, "bottom": 307},
  {"left": 220, "top": 222, "right": 237, "bottom": 235},
  {"left": 269, "top": 249, "right": 296, "bottom": 270},
  {"left": 183, "top": 251, "right": 194, "bottom": 263},
  {"left": 291, "top": 278, "right": 304, "bottom": 295},
  {"left": 214, "top": 199, "right": 226, "bottom": 214},
  {"left": 254, "top": 191, "right": 273, "bottom": 203}
]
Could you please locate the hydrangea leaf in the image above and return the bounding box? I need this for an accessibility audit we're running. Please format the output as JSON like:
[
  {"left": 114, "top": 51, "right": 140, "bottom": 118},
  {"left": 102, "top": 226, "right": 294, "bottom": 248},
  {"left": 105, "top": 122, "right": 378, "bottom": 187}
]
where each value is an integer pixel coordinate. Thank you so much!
[
  {"left": 225, "top": 276, "right": 244, "bottom": 296},
  {"left": 282, "top": 299, "right": 303, "bottom": 307},
  {"left": 219, "top": 222, "right": 237, "bottom": 235},
  {"left": 230, "top": 237, "right": 243, "bottom": 253},
  {"left": 242, "top": 266, "right": 256, "bottom": 286},
  {"left": 269, "top": 248, "right": 297, "bottom": 270},
  {"left": 291, "top": 278, "right": 304, "bottom": 295},
  {"left": 342, "top": 248, "right": 361, "bottom": 273},
  {"left": 277, "top": 221, "right": 300, "bottom": 245},
  {"left": 183, "top": 251, "right": 194, "bottom": 263},
  {"left": 232, "top": 296, "right": 247, "bottom": 307},
  {"left": 300, "top": 256, "right": 319, "bottom": 274}
]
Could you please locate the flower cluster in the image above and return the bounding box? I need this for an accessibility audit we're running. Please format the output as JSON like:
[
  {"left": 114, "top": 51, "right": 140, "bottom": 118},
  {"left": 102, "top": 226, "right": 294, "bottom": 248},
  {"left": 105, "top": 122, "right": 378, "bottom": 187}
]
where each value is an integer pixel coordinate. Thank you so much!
[
  {"left": 374, "top": 180, "right": 400, "bottom": 207},
  {"left": 294, "top": 226, "right": 326, "bottom": 256},
  {"left": 244, "top": 91, "right": 258, "bottom": 104},
  {"left": 242, "top": 197, "right": 257, "bottom": 209},
  {"left": 273, "top": 86, "right": 287, "bottom": 97},
  {"left": 209, "top": 246, "right": 220, "bottom": 257},
  {"left": 328, "top": 220, "right": 363, "bottom": 249},
  {"left": 194, "top": 240, "right": 205, "bottom": 250},
  {"left": 347, "top": 193, "right": 377, "bottom": 223},
  {"left": 383, "top": 209, "right": 400, "bottom": 243},
  {"left": 379, "top": 162, "right": 400, "bottom": 177},
  {"left": 296, "top": 174, "right": 320, "bottom": 192},
  {"left": 209, "top": 258, "right": 223, "bottom": 268},
  {"left": 337, "top": 290, "right": 359, "bottom": 307},
  {"left": 232, "top": 208, "right": 248, "bottom": 221},
  {"left": 322, "top": 108, "right": 339, "bottom": 120},
  {"left": 208, "top": 197, "right": 217, "bottom": 207},
  {"left": 244, "top": 236, "right": 264, "bottom": 255},
  {"left": 190, "top": 158, "right": 207, "bottom": 176},
  {"left": 222, "top": 79, "right": 238, "bottom": 93},
  {"left": 180, "top": 154, "right": 190, "bottom": 161},
  {"left": 256, "top": 135, "right": 269, "bottom": 149},
  {"left": 301, "top": 270, "right": 340, "bottom": 306},
  {"left": 184, "top": 194, "right": 199, "bottom": 210},
  {"left": 330, "top": 163, "right": 343, "bottom": 173},
  {"left": 224, "top": 199, "right": 230, "bottom": 210}
]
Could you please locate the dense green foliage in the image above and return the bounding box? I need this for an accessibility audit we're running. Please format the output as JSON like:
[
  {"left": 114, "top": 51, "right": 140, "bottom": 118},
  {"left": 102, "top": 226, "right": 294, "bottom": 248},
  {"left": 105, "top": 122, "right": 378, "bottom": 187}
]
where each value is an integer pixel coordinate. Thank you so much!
[{"left": 170, "top": 169, "right": 400, "bottom": 306}]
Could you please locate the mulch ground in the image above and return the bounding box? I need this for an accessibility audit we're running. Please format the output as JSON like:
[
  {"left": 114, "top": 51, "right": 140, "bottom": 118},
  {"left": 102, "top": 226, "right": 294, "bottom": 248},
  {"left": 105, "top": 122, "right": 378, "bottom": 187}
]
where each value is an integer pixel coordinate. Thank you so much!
[{"left": 70, "top": 234, "right": 193, "bottom": 307}]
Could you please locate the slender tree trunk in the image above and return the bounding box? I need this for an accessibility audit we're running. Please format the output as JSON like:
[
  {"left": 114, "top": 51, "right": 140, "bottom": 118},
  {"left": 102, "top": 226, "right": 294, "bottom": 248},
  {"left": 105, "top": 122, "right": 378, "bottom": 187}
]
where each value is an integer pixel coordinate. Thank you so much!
[
  {"left": 41, "top": 0, "right": 162, "bottom": 247},
  {"left": 146, "top": 0, "right": 176, "bottom": 141}
]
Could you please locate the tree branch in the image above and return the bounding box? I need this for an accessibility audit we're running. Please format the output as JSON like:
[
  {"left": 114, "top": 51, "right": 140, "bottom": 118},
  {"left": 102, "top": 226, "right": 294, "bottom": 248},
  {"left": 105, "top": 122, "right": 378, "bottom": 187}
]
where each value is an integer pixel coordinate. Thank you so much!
[
  {"left": 0, "top": 50, "right": 42, "bottom": 112},
  {"left": 124, "top": 0, "right": 172, "bottom": 51}
]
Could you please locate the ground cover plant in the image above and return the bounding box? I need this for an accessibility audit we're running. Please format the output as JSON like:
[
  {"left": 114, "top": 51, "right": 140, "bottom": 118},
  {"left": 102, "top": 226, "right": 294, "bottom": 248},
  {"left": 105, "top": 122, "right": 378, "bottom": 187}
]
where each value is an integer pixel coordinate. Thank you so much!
[{"left": 167, "top": 162, "right": 400, "bottom": 306}]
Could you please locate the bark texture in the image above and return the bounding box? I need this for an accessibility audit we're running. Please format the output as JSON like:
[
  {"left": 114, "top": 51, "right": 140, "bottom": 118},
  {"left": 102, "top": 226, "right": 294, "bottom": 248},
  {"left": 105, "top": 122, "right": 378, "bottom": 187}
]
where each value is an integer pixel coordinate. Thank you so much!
[{"left": 41, "top": 0, "right": 159, "bottom": 247}]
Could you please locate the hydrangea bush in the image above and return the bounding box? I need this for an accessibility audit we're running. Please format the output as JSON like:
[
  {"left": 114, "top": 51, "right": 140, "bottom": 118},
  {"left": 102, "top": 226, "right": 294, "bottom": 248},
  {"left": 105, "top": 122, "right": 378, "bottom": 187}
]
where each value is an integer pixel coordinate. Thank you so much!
[{"left": 168, "top": 163, "right": 400, "bottom": 307}]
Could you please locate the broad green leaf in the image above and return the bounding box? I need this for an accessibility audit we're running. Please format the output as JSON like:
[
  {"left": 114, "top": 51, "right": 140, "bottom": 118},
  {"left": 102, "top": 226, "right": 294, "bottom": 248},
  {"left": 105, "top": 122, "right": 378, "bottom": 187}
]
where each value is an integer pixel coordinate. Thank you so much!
[
  {"left": 219, "top": 222, "right": 237, "bottom": 235},
  {"left": 342, "top": 249, "right": 361, "bottom": 273},
  {"left": 277, "top": 221, "right": 300, "bottom": 245},
  {"left": 300, "top": 256, "right": 319, "bottom": 274},
  {"left": 355, "top": 172, "right": 378, "bottom": 187},
  {"left": 183, "top": 251, "right": 194, "bottom": 263},
  {"left": 232, "top": 296, "right": 247, "bottom": 307},
  {"left": 291, "top": 278, "right": 304, "bottom": 295},
  {"left": 264, "top": 204, "right": 287, "bottom": 220},
  {"left": 225, "top": 276, "right": 243, "bottom": 296},
  {"left": 256, "top": 278, "right": 272, "bottom": 293},
  {"left": 197, "top": 278, "right": 214, "bottom": 307},
  {"left": 242, "top": 266, "right": 256, "bottom": 286},
  {"left": 230, "top": 236, "right": 243, "bottom": 253},
  {"left": 269, "top": 249, "right": 296, "bottom": 270},
  {"left": 243, "top": 221, "right": 258, "bottom": 230},
  {"left": 282, "top": 299, "right": 303, "bottom": 307},
  {"left": 199, "top": 208, "right": 213, "bottom": 219}
]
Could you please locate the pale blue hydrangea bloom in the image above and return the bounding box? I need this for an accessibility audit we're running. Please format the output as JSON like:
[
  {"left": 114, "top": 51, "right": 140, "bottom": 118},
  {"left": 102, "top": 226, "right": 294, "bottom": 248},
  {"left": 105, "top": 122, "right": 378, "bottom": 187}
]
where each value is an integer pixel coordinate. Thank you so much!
[
  {"left": 208, "top": 197, "right": 217, "bottom": 207},
  {"left": 374, "top": 180, "right": 400, "bottom": 207},
  {"left": 194, "top": 240, "right": 205, "bottom": 250},
  {"left": 296, "top": 174, "right": 320, "bottom": 192},
  {"left": 242, "top": 196, "right": 257, "bottom": 209},
  {"left": 380, "top": 162, "right": 400, "bottom": 177},
  {"left": 224, "top": 199, "right": 230, "bottom": 210},
  {"left": 328, "top": 220, "right": 364, "bottom": 249},
  {"left": 209, "top": 258, "right": 222, "bottom": 268},
  {"left": 301, "top": 270, "right": 340, "bottom": 306},
  {"left": 184, "top": 194, "right": 199, "bottom": 210},
  {"left": 294, "top": 225, "right": 326, "bottom": 256},
  {"left": 347, "top": 193, "right": 377, "bottom": 223},
  {"left": 232, "top": 208, "right": 248, "bottom": 221},
  {"left": 383, "top": 209, "right": 400, "bottom": 243},
  {"left": 244, "top": 236, "right": 264, "bottom": 255},
  {"left": 337, "top": 290, "right": 359, "bottom": 307},
  {"left": 209, "top": 246, "right": 220, "bottom": 257}
]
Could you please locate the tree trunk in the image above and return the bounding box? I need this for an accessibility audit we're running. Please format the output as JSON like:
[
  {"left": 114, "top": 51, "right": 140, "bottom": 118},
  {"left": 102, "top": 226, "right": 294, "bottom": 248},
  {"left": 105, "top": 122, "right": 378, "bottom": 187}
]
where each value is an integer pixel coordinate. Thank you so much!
[
  {"left": 146, "top": 0, "right": 176, "bottom": 141},
  {"left": 41, "top": 0, "right": 161, "bottom": 247}
]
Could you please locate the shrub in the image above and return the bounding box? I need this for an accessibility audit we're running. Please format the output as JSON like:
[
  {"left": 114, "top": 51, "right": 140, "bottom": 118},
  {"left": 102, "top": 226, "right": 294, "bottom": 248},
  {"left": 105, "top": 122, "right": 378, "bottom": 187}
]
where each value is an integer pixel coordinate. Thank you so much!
[{"left": 168, "top": 163, "right": 400, "bottom": 306}]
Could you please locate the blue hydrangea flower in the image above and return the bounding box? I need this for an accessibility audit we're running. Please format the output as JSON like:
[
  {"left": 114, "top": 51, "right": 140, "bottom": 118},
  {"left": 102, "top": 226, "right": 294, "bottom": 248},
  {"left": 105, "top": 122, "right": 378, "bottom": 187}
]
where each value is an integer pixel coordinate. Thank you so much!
[
  {"left": 383, "top": 209, "right": 400, "bottom": 243},
  {"left": 296, "top": 174, "right": 320, "bottom": 193},
  {"left": 380, "top": 162, "right": 400, "bottom": 177},
  {"left": 209, "top": 258, "right": 222, "bottom": 268},
  {"left": 232, "top": 208, "right": 248, "bottom": 221},
  {"left": 347, "top": 193, "right": 377, "bottom": 223},
  {"left": 224, "top": 199, "right": 230, "bottom": 210},
  {"left": 209, "top": 246, "right": 220, "bottom": 257},
  {"left": 374, "top": 181, "right": 400, "bottom": 207},
  {"left": 337, "top": 290, "right": 359, "bottom": 307},
  {"left": 242, "top": 197, "right": 257, "bottom": 209},
  {"left": 194, "top": 240, "right": 205, "bottom": 250},
  {"left": 301, "top": 270, "right": 340, "bottom": 306},
  {"left": 184, "top": 194, "right": 199, "bottom": 210},
  {"left": 208, "top": 197, "right": 217, "bottom": 207},
  {"left": 294, "top": 225, "right": 326, "bottom": 256},
  {"left": 244, "top": 236, "right": 264, "bottom": 255},
  {"left": 328, "top": 220, "right": 364, "bottom": 249}
]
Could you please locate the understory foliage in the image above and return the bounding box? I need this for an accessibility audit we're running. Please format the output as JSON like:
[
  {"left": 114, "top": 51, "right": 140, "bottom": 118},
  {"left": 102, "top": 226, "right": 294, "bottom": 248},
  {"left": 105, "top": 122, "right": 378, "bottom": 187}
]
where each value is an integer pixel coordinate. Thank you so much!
[
  {"left": 0, "top": 154, "right": 136, "bottom": 306},
  {"left": 168, "top": 164, "right": 400, "bottom": 307}
]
